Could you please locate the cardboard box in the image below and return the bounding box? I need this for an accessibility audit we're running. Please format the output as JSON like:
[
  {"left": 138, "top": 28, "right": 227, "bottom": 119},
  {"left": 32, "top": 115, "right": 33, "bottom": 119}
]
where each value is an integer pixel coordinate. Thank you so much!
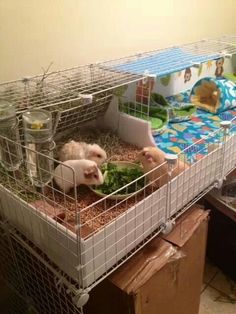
[{"left": 85, "top": 206, "right": 209, "bottom": 314}]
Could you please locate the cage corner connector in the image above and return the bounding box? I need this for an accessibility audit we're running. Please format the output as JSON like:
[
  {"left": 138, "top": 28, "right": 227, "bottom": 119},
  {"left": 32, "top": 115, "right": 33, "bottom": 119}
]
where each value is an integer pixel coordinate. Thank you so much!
[
  {"left": 192, "top": 62, "right": 201, "bottom": 68},
  {"left": 78, "top": 93, "right": 93, "bottom": 104},
  {"left": 220, "top": 120, "right": 231, "bottom": 129},
  {"left": 220, "top": 51, "right": 232, "bottom": 59},
  {"left": 165, "top": 154, "right": 178, "bottom": 165},
  {"left": 22, "top": 76, "right": 31, "bottom": 83},
  {"left": 142, "top": 70, "right": 156, "bottom": 84}
]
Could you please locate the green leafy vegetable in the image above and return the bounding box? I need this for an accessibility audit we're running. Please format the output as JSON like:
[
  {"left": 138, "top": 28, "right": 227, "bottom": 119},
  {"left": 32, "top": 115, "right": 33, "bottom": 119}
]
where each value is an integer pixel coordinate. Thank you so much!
[{"left": 96, "top": 163, "right": 145, "bottom": 195}]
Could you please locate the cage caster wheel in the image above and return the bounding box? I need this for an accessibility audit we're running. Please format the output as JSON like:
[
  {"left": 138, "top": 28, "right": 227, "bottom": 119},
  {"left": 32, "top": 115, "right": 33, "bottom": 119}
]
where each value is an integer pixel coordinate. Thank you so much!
[
  {"left": 162, "top": 221, "right": 175, "bottom": 235},
  {"left": 72, "top": 292, "right": 90, "bottom": 308}
]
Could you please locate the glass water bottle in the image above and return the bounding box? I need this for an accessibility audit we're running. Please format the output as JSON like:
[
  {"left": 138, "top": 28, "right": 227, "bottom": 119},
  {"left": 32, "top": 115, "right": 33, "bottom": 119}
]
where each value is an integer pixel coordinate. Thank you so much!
[
  {"left": 0, "top": 100, "right": 23, "bottom": 171},
  {"left": 22, "top": 109, "right": 55, "bottom": 187}
]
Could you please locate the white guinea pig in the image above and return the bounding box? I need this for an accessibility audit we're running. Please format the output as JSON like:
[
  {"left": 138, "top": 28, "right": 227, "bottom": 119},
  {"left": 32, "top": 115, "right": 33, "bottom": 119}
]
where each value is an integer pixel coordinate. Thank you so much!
[
  {"left": 59, "top": 141, "right": 107, "bottom": 166},
  {"left": 53, "top": 159, "right": 104, "bottom": 193}
]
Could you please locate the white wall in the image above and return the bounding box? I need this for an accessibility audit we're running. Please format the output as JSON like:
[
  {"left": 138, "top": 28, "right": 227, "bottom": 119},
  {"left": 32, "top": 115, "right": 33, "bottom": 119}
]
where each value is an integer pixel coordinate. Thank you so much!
[{"left": 0, "top": 0, "right": 235, "bottom": 82}]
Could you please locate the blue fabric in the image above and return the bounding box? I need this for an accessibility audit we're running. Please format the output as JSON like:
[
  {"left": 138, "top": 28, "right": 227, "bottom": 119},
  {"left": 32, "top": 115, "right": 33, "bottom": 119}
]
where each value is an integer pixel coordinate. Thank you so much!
[
  {"left": 110, "top": 48, "right": 219, "bottom": 77},
  {"left": 155, "top": 89, "right": 236, "bottom": 163},
  {"left": 166, "top": 90, "right": 192, "bottom": 103}
]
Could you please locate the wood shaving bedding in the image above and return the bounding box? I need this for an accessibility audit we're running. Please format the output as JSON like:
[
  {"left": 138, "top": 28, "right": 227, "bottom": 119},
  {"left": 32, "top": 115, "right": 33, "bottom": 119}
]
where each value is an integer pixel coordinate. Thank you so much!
[
  {"left": 31, "top": 127, "right": 149, "bottom": 238},
  {"left": 43, "top": 184, "right": 155, "bottom": 239},
  {"left": 55, "top": 127, "right": 140, "bottom": 162}
]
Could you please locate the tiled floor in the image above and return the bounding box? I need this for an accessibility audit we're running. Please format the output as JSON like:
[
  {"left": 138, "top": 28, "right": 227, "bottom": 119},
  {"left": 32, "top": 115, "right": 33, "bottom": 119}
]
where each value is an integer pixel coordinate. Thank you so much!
[{"left": 199, "top": 260, "right": 236, "bottom": 314}]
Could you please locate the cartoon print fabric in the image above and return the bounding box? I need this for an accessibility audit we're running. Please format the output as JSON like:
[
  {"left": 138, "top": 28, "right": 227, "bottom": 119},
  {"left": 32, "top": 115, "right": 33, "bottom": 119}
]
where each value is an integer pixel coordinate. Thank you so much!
[
  {"left": 184, "top": 68, "right": 192, "bottom": 83},
  {"left": 155, "top": 89, "right": 236, "bottom": 163},
  {"left": 166, "top": 91, "right": 196, "bottom": 123},
  {"left": 215, "top": 58, "right": 224, "bottom": 78}
]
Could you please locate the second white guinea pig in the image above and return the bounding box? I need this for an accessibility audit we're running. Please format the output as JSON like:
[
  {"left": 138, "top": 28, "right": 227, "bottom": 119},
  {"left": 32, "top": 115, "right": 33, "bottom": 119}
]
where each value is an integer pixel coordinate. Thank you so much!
[
  {"left": 59, "top": 141, "right": 107, "bottom": 166},
  {"left": 53, "top": 159, "right": 104, "bottom": 193}
]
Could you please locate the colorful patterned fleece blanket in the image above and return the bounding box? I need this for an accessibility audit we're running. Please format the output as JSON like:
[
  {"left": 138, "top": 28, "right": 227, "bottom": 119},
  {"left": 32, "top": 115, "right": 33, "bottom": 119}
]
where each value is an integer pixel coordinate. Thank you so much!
[{"left": 155, "top": 90, "right": 236, "bottom": 163}]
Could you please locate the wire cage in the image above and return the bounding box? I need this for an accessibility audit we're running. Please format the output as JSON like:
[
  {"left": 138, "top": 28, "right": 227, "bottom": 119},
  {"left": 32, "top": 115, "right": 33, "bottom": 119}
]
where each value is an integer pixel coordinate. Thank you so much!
[
  {"left": 0, "top": 227, "right": 31, "bottom": 314},
  {"left": 100, "top": 37, "right": 236, "bottom": 78},
  {"left": 0, "top": 110, "right": 234, "bottom": 290},
  {"left": 0, "top": 219, "right": 84, "bottom": 314},
  {"left": 0, "top": 35, "right": 235, "bottom": 305},
  {"left": 0, "top": 64, "right": 142, "bottom": 138},
  {"left": 0, "top": 283, "right": 30, "bottom": 314}
]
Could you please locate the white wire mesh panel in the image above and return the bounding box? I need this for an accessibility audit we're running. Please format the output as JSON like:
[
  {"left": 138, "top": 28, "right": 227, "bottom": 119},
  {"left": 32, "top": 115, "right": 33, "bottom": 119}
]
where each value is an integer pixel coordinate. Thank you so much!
[
  {"left": 0, "top": 284, "right": 31, "bottom": 314},
  {"left": 80, "top": 183, "right": 167, "bottom": 287},
  {"left": 212, "top": 35, "right": 236, "bottom": 47},
  {"left": 1, "top": 35, "right": 234, "bottom": 117},
  {"left": 0, "top": 80, "right": 113, "bottom": 135},
  {"left": 0, "top": 220, "right": 83, "bottom": 314},
  {"left": 168, "top": 146, "right": 222, "bottom": 217},
  {"left": 0, "top": 119, "right": 235, "bottom": 289},
  {"left": 0, "top": 221, "right": 37, "bottom": 313},
  {"left": 0, "top": 35, "right": 235, "bottom": 134},
  {"left": 224, "top": 134, "right": 236, "bottom": 175},
  {"left": 0, "top": 63, "right": 142, "bottom": 134},
  {"left": 0, "top": 65, "right": 141, "bottom": 112},
  {"left": 222, "top": 119, "right": 236, "bottom": 176},
  {"left": 0, "top": 146, "right": 168, "bottom": 288},
  {"left": 101, "top": 37, "right": 236, "bottom": 78},
  {"left": 185, "top": 38, "right": 236, "bottom": 58},
  {"left": 170, "top": 127, "right": 223, "bottom": 216},
  {"left": 31, "top": 64, "right": 141, "bottom": 97}
]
